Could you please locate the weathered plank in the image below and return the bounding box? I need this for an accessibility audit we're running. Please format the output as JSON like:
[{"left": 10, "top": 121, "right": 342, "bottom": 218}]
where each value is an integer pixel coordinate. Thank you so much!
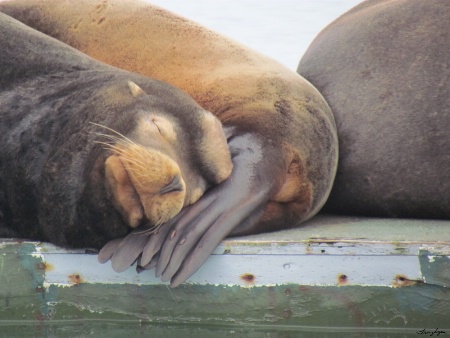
[{"left": 0, "top": 215, "right": 449, "bottom": 334}]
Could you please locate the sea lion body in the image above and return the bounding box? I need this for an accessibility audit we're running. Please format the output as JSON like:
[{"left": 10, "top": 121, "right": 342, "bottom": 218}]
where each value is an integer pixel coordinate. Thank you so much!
[
  {"left": 0, "top": 12, "right": 232, "bottom": 249},
  {"left": 0, "top": 0, "right": 338, "bottom": 286},
  {"left": 298, "top": 0, "right": 450, "bottom": 218}
]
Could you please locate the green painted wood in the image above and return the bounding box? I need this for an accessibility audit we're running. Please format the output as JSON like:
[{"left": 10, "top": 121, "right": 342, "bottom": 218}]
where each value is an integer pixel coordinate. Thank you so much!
[{"left": 0, "top": 216, "right": 449, "bottom": 334}]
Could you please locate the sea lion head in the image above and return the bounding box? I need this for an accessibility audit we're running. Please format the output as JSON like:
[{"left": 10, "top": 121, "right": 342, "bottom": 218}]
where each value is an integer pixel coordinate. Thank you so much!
[{"left": 96, "top": 81, "right": 232, "bottom": 232}]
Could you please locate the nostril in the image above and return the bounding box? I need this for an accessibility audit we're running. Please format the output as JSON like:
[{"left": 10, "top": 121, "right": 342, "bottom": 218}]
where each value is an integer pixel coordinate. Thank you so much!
[{"left": 160, "top": 175, "right": 184, "bottom": 194}]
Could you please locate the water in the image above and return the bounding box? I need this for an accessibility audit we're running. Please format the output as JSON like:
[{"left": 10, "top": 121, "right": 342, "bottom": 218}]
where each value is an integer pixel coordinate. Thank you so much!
[{"left": 149, "top": 0, "right": 364, "bottom": 70}]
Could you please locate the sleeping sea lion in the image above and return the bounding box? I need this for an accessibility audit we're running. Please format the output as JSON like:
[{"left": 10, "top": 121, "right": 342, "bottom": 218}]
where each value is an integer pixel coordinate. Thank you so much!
[
  {"left": 0, "top": 12, "right": 232, "bottom": 258},
  {"left": 298, "top": 0, "right": 450, "bottom": 219},
  {"left": 0, "top": 0, "right": 338, "bottom": 287}
]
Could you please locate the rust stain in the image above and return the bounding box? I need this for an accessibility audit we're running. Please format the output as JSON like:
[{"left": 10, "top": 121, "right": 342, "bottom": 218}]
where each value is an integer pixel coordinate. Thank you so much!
[
  {"left": 338, "top": 273, "right": 348, "bottom": 285},
  {"left": 35, "top": 307, "right": 56, "bottom": 321},
  {"left": 392, "top": 274, "right": 424, "bottom": 287},
  {"left": 240, "top": 273, "right": 255, "bottom": 285},
  {"left": 37, "top": 262, "right": 54, "bottom": 271},
  {"left": 35, "top": 286, "right": 45, "bottom": 294},
  {"left": 36, "top": 313, "right": 46, "bottom": 321},
  {"left": 68, "top": 273, "right": 85, "bottom": 285},
  {"left": 283, "top": 308, "right": 292, "bottom": 318}
]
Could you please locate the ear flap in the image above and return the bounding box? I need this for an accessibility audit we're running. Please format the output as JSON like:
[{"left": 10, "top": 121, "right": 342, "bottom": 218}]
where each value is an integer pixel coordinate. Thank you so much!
[
  {"left": 198, "top": 112, "right": 233, "bottom": 183},
  {"left": 128, "top": 81, "right": 145, "bottom": 97}
]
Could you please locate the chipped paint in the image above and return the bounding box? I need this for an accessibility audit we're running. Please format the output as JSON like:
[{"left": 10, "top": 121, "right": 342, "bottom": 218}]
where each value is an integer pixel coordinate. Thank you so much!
[
  {"left": 392, "top": 274, "right": 424, "bottom": 287},
  {"left": 419, "top": 251, "right": 450, "bottom": 287},
  {"left": 0, "top": 235, "right": 447, "bottom": 289},
  {"left": 36, "top": 252, "right": 425, "bottom": 287},
  {"left": 68, "top": 273, "right": 85, "bottom": 285},
  {"left": 0, "top": 216, "right": 449, "bottom": 328}
]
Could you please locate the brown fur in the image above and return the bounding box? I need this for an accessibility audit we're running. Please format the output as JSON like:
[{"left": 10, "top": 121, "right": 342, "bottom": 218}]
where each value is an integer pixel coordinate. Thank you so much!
[{"left": 0, "top": 0, "right": 338, "bottom": 228}]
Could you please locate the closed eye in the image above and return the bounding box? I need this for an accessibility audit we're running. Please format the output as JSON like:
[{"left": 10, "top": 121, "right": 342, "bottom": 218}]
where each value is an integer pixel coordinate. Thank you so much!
[
  {"left": 151, "top": 118, "right": 164, "bottom": 136},
  {"left": 145, "top": 115, "right": 177, "bottom": 142}
]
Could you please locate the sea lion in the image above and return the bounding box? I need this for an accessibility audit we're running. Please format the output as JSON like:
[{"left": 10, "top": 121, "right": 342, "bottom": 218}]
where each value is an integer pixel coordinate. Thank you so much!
[
  {"left": 0, "top": 0, "right": 338, "bottom": 287},
  {"left": 298, "top": 0, "right": 450, "bottom": 219},
  {"left": 0, "top": 12, "right": 232, "bottom": 257}
]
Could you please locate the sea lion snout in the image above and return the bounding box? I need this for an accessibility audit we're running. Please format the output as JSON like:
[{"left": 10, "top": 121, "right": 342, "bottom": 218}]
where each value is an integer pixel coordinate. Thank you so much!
[{"left": 104, "top": 142, "right": 186, "bottom": 230}]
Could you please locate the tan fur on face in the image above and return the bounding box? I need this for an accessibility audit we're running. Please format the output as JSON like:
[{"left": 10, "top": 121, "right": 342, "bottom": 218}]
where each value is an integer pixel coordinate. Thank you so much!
[
  {"left": 105, "top": 155, "right": 144, "bottom": 227},
  {"left": 134, "top": 114, "right": 177, "bottom": 144},
  {"left": 115, "top": 143, "right": 185, "bottom": 225},
  {"left": 98, "top": 125, "right": 186, "bottom": 231}
]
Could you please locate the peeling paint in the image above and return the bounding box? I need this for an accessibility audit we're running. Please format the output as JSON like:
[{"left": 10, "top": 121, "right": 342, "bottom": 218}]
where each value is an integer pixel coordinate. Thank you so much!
[
  {"left": 392, "top": 274, "right": 424, "bottom": 287},
  {"left": 1, "top": 216, "right": 449, "bottom": 328},
  {"left": 68, "top": 273, "right": 85, "bottom": 285},
  {"left": 419, "top": 251, "right": 450, "bottom": 287}
]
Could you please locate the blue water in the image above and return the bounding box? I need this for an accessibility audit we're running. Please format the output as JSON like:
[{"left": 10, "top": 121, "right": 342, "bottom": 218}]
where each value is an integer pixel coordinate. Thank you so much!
[{"left": 149, "top": 0, "right": 364, "bottom": 70}]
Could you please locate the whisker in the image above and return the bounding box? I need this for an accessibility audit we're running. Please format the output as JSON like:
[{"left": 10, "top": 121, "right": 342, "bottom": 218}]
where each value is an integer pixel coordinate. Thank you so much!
[
  {"left": 94, "top": 132, "right": 123, "bottom": 141},
  {"left": 91, "top": 122, "right": 171, "bottom": 184},
  {"left": 100, "top": 145, "right": 151, "bottom": 168},
  {"left": 94, "top": 141, "right": 117, "bottom": 149},
  {"left": 90, "top": 122, "right": 136, "bottom": 146},
  {"left": 123, "top": 157, "right": 153, "bottom": 172}
]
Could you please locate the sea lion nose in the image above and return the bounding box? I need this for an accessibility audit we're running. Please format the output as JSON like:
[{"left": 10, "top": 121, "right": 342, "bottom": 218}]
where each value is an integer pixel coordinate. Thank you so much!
[{"left": 160, "top": 175, "right": 184, "bottom": 194}]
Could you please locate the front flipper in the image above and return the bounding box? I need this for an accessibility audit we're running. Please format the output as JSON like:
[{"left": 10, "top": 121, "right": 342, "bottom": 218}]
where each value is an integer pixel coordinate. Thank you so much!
[
  {"left": 97, "top": 134, "right": 317, "bottom": 286},
  {"left": 155, "top": 134, "right": 286, "bottom": 287},
  {"left": 98, "top": 232, "right": 148, "bottom": 272}
]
